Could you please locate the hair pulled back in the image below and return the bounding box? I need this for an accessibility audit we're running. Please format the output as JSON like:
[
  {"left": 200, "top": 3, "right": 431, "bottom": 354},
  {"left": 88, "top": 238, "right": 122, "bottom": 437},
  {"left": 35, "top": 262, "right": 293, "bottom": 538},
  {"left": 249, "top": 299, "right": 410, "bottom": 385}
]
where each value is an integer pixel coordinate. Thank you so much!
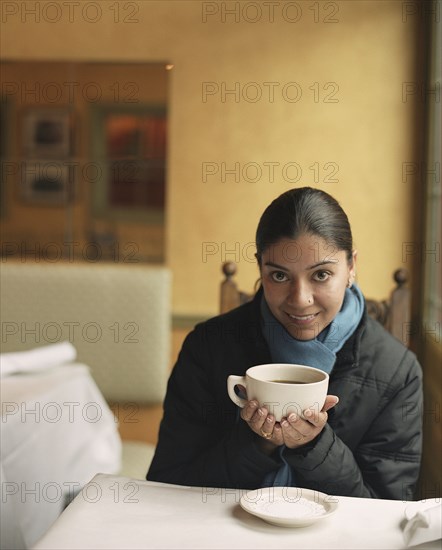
[{"left": 255, "top": 187, "right": 353, "bottom": 263}]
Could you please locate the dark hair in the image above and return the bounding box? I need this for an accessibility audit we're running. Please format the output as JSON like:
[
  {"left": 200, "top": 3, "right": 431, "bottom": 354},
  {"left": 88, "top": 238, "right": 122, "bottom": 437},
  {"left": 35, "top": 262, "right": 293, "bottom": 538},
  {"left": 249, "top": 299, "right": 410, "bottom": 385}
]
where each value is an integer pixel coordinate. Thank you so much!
[{"left": 255, "top": 187, "right": 354, "bottom": 263}]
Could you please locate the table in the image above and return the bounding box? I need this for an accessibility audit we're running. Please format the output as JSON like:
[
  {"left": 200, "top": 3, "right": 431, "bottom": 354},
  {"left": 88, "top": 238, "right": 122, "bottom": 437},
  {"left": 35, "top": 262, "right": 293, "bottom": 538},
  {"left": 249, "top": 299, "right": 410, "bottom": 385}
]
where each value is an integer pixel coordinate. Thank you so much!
[
  {"left": 1, "top": 364, "right": 121, "bottom": 550},
  {"left": 33, "top": 474, "right": 441, "bottom": 550}
]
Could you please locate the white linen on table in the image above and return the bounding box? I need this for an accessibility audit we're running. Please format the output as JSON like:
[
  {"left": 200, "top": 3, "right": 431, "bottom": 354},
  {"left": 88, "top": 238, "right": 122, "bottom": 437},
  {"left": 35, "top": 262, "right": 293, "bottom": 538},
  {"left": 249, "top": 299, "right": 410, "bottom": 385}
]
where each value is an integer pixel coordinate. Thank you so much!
[
  {"left": 33, "top": 474, "right": 442, "bottom": 550},
  {"left": 1, "top": 364, "right": 121, "bottom": 549},
  {"left": 0, "top": 342, "right": 77, "bottom": 378},
  {"left": 403, "top": 500, "right": 442, "bottom": 547}
]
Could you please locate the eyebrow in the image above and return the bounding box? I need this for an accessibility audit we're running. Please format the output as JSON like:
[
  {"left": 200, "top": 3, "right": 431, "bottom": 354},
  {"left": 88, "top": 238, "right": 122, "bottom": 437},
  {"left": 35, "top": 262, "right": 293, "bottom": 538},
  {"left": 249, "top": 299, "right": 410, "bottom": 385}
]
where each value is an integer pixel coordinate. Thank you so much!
[{"left": 264, "top": 259, "right": 340, "bottom": 271}]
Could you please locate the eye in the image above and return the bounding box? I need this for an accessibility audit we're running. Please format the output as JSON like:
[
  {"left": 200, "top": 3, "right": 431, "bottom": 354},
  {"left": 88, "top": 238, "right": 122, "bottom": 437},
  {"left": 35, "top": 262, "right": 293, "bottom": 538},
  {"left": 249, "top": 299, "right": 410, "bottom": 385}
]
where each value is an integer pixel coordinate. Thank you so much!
[
  {"left": 313, "top": 270, "right": 331, "bottom": 282},
  {"left": 270, "top": 271, "right": 289, "bottom": 283}
]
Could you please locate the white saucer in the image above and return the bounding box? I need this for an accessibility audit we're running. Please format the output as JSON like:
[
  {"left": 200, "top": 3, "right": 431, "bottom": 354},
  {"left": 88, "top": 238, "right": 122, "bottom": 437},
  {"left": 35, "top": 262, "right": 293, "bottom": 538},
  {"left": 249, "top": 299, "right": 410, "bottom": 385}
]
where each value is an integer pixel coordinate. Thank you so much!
[{"left": 240, "top": 486, "right": 339, "bottom": 527}]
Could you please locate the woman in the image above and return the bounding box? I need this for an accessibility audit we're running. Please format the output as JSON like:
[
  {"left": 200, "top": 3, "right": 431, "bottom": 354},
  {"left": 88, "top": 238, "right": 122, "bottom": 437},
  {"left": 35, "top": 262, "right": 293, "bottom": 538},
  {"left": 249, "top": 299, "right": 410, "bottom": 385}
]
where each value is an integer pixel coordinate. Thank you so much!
[{"left": 147, "top": 187, "right": 422, "bottom": 499}]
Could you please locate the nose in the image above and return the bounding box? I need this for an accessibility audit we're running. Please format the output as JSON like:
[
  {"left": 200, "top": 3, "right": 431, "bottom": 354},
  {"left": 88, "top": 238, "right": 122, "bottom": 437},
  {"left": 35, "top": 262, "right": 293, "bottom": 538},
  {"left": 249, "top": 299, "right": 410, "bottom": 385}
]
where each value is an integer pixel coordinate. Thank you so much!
[{"left": 286, "top": 279, "right": 313, "bottom": 308}]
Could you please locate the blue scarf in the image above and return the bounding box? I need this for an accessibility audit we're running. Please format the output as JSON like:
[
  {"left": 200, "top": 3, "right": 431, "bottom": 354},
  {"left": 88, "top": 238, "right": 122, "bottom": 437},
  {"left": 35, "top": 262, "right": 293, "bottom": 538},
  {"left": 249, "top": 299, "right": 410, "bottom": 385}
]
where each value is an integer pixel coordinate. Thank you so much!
[
  {"left": 260, "top": 284, "right": 364, "bottom": 487},
  {"left": 260, "top": 284, "right": 364, "bottom": 373}
]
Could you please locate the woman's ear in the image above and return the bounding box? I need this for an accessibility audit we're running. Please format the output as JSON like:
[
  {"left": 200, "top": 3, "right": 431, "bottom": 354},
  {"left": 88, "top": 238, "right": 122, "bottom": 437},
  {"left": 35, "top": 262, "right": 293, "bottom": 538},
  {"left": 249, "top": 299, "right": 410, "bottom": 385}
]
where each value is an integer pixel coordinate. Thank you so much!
[{"left": 349, "top": 249, "right": 358, "bottom": 283}]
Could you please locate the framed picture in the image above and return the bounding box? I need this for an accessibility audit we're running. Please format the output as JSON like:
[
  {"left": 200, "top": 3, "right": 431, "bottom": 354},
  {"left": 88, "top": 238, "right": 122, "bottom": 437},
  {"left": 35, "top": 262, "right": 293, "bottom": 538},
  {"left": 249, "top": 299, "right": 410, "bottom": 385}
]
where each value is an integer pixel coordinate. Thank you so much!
[
  {"left": 91, "top": 105, "right": 167, "bottom": 222},
  {"left": 22, "top": 108, "right": 73, "bottom": 158},
  {"left": 21, "top": 160, "right": 74, "bottom": 205}
]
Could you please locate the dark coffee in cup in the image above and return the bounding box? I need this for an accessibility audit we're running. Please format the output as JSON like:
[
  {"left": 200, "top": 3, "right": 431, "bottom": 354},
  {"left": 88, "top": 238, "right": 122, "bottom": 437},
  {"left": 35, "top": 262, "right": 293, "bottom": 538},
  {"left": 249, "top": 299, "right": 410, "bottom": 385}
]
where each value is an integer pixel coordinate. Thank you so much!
[{"left": 269, "top": 379, "right": 308, "bottom": 384}]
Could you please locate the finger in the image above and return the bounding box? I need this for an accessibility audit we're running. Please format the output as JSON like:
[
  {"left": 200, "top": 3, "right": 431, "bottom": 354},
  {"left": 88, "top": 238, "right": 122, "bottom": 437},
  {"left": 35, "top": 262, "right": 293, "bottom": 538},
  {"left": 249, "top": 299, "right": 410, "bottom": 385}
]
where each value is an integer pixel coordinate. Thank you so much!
[
  {"left": 291, "top": 432, "right": 308, "bottom": 443},
  {"left": 245, "top": 405, "right": 272, "bottom": 434},
  {"left": 285, "top": 412, "right": 307, "bottom": 428},
  {"left": 262, "top": 414, "right": 275, "bottom": 435},
  {"left": 255, "top": 407, "right": 271, "bottom": 430},
  {"left": 270, "top": 423, "right": 284, "bottom": 446},
  {"left": 322, "top": 395, "right": 339, "bottom": 412},
  {"left": 300, "top": 395, "right": 339, "bottom": 425},
  {"left": 283, "top": 413, "right": 312, "bottom": 439},
  {"left": 282, "top": 414, "right": 306, "bottom": 435},
  {"left": 303, "top": 408, "right": 328, "bottom": 428},
  {"left": 240, "top": 400, "right": 259, "bottom": 422},
  {"left": 280, "top": 418, "right": 308, "bottom": 446}
]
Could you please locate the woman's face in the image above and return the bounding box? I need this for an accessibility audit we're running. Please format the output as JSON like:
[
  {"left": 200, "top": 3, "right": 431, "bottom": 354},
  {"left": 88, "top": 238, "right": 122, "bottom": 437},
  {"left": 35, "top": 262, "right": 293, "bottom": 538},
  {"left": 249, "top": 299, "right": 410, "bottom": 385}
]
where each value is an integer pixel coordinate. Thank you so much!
[{"left": 259, "top": 234, "right": 357, "bottom": 341}]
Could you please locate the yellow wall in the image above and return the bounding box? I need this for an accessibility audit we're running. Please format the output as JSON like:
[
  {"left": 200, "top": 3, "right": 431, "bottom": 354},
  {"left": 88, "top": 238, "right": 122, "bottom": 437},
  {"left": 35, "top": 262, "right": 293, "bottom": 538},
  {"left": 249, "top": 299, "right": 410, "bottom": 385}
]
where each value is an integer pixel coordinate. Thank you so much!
[{"left": 1, "top": 0, "right": 423, "bottom": 318}]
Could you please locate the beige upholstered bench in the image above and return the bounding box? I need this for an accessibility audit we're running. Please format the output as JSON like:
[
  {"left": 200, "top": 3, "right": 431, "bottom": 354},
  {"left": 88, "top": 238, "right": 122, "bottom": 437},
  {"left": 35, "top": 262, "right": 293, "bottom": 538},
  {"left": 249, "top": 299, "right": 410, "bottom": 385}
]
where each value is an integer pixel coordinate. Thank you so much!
[{"left": 1, "top": 261, "right": 171, "bottom": 478}]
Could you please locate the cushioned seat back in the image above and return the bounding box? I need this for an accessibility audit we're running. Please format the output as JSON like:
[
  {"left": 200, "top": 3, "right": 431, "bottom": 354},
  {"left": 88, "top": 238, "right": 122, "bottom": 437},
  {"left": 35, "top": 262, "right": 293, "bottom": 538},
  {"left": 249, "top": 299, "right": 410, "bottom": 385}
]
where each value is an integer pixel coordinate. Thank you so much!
[{"left": 1, "top": 262, "right": 171, "bottom": 404}]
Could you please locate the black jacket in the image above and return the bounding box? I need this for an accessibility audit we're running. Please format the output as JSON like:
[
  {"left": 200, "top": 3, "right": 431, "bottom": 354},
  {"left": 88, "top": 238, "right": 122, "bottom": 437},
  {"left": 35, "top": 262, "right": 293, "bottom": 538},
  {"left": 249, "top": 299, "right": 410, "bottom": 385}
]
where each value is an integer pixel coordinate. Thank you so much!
[{"left": 147, "top": 291, "right": 423, "bottom": 499}]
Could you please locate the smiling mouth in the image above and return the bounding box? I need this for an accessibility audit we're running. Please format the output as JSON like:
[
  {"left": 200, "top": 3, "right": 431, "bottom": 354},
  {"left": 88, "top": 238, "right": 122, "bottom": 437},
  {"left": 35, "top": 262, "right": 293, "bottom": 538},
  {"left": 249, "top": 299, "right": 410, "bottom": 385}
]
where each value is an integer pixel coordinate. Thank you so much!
[{"left": 286, "top": 312, "right": 318, "bottom": 323}]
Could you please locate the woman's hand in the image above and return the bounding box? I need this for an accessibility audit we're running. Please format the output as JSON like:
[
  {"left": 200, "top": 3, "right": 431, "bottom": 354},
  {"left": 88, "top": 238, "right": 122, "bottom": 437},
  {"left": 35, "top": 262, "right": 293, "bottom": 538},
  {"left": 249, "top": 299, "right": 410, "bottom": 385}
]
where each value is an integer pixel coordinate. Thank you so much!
[
  {"left": 281, "top": 395, "right": 339, "bottom": 449},
  {"left": 240, "top": 395, "right": 339, "bottom": 454},
  {"left": 240, "top": 400, "right": 284, "bottom": 454}
]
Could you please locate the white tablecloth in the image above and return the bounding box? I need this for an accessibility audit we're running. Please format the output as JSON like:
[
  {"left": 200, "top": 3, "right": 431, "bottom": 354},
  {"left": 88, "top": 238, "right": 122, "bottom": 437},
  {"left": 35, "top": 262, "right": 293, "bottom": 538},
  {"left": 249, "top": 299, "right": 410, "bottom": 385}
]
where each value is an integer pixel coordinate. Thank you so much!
[
  {"left": 33, "top": 474, "right": 441, "bottom": 550},
  {"left": 1, "top": 365, "right": 121, "bottom": 549}
]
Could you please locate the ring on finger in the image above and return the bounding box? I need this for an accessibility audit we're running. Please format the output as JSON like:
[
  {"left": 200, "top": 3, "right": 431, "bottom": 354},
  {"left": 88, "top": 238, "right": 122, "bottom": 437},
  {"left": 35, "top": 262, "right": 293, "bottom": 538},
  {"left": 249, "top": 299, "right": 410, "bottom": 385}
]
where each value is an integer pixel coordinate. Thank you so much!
[
  {"left": 260, "top": 428, "right": 273, "bottom": 440},
  {"left": 294, "top": 434, "right": 306, "bottom": 442}
]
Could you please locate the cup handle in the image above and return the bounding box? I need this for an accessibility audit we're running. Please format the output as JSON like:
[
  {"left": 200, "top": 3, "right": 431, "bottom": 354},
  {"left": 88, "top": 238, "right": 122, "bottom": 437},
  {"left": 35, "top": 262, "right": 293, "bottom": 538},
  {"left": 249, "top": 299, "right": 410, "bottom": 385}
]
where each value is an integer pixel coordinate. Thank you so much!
[{"left": 227, "top": 375, "right": 248, "bottom": 409}]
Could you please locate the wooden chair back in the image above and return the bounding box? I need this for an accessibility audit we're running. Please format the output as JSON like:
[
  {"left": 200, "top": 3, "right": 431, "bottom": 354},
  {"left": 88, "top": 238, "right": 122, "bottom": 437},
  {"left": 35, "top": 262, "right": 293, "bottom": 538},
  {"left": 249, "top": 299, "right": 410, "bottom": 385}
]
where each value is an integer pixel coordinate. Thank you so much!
[{"left": 220, "top": 261, "right": 411, "bottom": 347}]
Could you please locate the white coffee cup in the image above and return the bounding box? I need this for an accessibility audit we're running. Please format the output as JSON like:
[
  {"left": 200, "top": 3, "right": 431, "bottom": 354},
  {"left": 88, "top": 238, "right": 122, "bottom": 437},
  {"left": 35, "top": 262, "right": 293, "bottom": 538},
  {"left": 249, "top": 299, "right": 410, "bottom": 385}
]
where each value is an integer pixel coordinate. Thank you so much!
[{"left": 227, "top": 363, "right": 329, "bottom": 422}]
